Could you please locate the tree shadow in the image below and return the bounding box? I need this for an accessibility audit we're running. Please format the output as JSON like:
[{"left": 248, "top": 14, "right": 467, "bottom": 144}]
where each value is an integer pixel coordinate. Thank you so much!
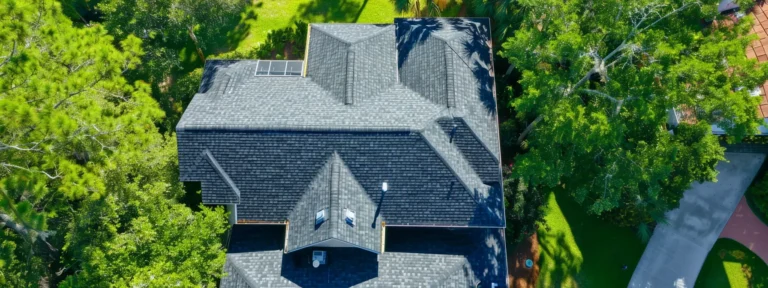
[
  {"left": 445, "top": 18, "right": 496, "bottom": 115},
  {"left": 395, "top": 18, "right": 443, "bottom": 68},
  {"left": 292, "top": 0, "right": 368, "bottom": 23},
  {"left": 536, "top": 230, "right": 584, "bottom": 287}
]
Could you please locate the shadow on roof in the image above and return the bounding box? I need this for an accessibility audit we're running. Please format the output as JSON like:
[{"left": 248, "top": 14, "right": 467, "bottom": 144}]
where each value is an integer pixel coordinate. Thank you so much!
[
  {"left": 280, "top": 247, "right": 379, "bottom": 287},
  {"left": 396, "top": 18, "right": 443, "bottom": 68}
]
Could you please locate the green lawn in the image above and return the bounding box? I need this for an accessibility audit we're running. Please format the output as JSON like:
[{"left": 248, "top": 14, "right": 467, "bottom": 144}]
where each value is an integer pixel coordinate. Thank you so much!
[
  {"left": 232, "top": 0, "right": 408, "bottom": 52},
  {"left": 696, "top": 238, "right": 768, "bottom": 288},
  {"left": 536, "top": 192, "right": 647, "bottom": 288},
  {"left": 231, "top": 0, "right": 466, "bottom": 52}
]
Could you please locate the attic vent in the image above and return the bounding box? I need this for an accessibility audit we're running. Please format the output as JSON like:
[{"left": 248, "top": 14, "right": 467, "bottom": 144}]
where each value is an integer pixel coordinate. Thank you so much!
[
  {"left": 312, "top": 250, "right": 326, "bottom": 268},
  {"left": 344, "top": 209, "right": 356, "bottom": 227},
  {"left": 254, "top": 60, "right": 303, "bottom": 76},
  {"left": 315, "top": 209, "right": 326, "bottom": 226}
]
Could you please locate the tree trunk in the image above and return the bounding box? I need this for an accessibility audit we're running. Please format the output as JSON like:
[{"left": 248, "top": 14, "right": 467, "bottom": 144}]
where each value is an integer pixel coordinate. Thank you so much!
[
  {"left": 517, "top": 114, "right": 543, "bottom": 145},
  {"left": 187, "top": 26, "right": 206, "bottom": 62}
]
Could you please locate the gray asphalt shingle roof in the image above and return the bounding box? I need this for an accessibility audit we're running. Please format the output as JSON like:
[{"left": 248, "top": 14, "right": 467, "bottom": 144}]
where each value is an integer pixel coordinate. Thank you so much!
[
  {"left": 221, "top": 225, "right": 507, "bottom": 288},
  {"left": 286, "top": 153, "right": 382, "bottom": 254},
  {"left": 176, "top": 18, "right": 507, "bottom": 287},
  {"left": 177, "top": 18, "right": 503, "bottom": 228}
]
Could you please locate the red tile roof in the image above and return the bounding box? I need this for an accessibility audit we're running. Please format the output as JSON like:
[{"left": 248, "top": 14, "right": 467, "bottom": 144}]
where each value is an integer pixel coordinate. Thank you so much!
[{"left": 747, "top": 2, "right": 768, "bottom": 117}]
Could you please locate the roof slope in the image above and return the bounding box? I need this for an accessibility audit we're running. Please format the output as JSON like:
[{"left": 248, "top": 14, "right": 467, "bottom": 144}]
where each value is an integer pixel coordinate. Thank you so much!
[
  {"left": 286, "top": 153, "right": 382, "bottom": 254},
  {"left": 221, "top": 225, "right": 507, "bottom": 288},
  {"left": 177, "top": 19, "right": 504, "bottom": 227}
]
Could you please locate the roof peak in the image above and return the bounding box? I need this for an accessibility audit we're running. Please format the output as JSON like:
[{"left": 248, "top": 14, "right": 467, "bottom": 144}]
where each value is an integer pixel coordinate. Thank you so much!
[{"left": 286, "top": 152, "right": 383, "bottom": 254}]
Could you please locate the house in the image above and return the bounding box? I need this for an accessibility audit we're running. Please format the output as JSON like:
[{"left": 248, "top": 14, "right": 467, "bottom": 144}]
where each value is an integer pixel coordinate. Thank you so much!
[{"left": 175, "top": 18, "right": 508, "bottom": 287}]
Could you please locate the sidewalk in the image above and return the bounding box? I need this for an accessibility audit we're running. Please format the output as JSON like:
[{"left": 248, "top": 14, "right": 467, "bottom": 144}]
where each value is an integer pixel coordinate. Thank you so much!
[
  {"left": 719, "top": 196, "right": 768, "bottom": 264},
  {"left": 629, "top": 153, "right": 766, "bottom": 288}
]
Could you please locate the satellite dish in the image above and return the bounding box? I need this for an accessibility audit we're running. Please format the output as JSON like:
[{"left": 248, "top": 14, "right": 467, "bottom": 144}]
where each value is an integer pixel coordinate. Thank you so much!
[{"left": 312, "top": 260, "right": 320, "bottom": 268}]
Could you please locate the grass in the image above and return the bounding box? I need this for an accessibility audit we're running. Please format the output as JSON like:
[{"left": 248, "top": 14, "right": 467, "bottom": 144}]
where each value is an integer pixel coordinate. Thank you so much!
[
  {"left": 233, "top": 0, "right": 409, "bottom": 52},
  {"left": 695, "top": 238, "right": 768, "bottom": 288},
  {"left": 231, "top": 0, "right": 466, "bottom": 52},
  {"left": 536, "top": 192, "right": 647, "bottom": 288}
]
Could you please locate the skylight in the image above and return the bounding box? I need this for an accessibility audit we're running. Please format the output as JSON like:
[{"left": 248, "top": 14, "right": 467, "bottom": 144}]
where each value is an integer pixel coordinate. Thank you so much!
[
  {"left": 344, "top": 209, "right": 356, "bottom": 227},
  {"left": 315, "top": 209, "right": 326, "bottom": 226},
  {"left": 254, "top": 60, "right": 303, "bottom": 76}
]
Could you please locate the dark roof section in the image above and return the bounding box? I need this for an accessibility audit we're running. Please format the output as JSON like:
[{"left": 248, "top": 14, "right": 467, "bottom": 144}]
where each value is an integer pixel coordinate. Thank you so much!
[
  {"left": 221, "top": 225, "right": 508, "bottom": 288},
  {"left": 177, "top": 19, "right": 503, "bottom": 227},
  {"left": 178, "top": 131, "right": 501, "bottom": 226},
  {"left": 202, "top": 150, "right": 240, "bottom": 202},
  {"left": 396, "top": 18, "right": 500, "bottom": 161},
  {"left": 286, "top": 153, "right": 382, "bottom": 254}
]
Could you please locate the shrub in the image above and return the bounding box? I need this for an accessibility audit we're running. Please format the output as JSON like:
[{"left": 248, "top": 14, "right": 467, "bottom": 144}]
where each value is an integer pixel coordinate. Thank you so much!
[
  {"left": 503, "top": 165, "right": 547, "bottom": 244},
  {"left": 215, "top": 21, "right": 308, "bottom": 60},
  {"left": 747, "top": 172, "right": 768, "bottom": 220}
]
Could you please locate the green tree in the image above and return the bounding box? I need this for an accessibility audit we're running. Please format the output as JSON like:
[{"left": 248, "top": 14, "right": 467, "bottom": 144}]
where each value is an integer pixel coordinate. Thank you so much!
[
  {"left": 502, "top": 0, "right": 768, "bottom": 228},
  {"left": 0, "top": 1, "right": 226, "bottom": 285},
  {"left": 470, "top": 0, "right": 524, "bottom": 41},
  {"left": 502, "top": 165, "right": 546, "bottom": 243},
  {"left": 394, "top": 0, "right": 442, "bottom": 17},
  {"left": 97, "top": 0, "right": 243, "bottom": 79}
]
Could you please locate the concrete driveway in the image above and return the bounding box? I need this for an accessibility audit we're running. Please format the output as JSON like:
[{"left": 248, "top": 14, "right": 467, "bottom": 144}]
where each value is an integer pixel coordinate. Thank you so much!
[{"left": 628, "top": 153, "right": 766, "bottom": 288}]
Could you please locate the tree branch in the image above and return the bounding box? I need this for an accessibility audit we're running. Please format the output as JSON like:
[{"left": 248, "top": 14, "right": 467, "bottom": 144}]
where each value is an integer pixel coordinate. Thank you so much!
[
  {"left": 581, "top": 89, "right": 619, "bottom": 103},
  {"left": 517, "top": 114, "right": 544, "bottom": 145},
  {"left": 0, "top": 213, "right": 56, "bottom": 251},
  {"left": 0, "top": 142, "right": 42, "bottom": 152},
  {"left": 0, "top": 163, "right": 60, "bottom": 179},
  {"left": 0, "top": 40, "right": 17, "bottom": 69},
  {"left": 53, "top": 72, "right": 110, "bottom": 109}
]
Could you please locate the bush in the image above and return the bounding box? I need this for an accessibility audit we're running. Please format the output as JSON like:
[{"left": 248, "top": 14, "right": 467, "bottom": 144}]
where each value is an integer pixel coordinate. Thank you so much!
[
  {"left": 215, "top": 21, "right": 308, "bottom": 60},
  {"left": 503, "top": 165, "right": 547, "bottom": 243},
  {"left": 747, "top": 172, "right": 768, "bottom": 221}
]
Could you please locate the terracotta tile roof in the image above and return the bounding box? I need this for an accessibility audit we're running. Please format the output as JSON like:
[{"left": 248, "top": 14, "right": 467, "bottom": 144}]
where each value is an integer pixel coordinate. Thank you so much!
[{"left": 746, "top": 2, "right": 768, "bottom": 117}]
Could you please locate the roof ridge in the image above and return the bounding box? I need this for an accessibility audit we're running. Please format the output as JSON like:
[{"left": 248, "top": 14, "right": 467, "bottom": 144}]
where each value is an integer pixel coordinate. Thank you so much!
[
  {"left": 418, "top": 121, "right": 500, "bottom": 225},
  {"left": 225, "top": 255, "right": 259, "bottom": 288},
  {"left": 348, "top": 24, "right": 394, "bottom": 45},
  {"left": 202, "top": 149, "right": 240, "bottom": 201},
  {"left": 433, "top": 256, "right": 476, "bottom": 287},
  {"left": 310, "top": 24, "right": 354, "bottom": 44}
]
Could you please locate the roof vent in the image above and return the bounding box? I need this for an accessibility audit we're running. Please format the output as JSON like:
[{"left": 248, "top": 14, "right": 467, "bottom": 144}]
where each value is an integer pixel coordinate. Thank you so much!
[
  {"left": 312, "top": 250, "right": 326, "bottom": 268},
  {"left": 450, "top": 124, "right": 458, "bottom": 143},
  {"left": 315, "top": 209, "right": 326, "bottom": 226},
  {"left": 344, "top": 209, "right": 356, "bottom": 227},
  {"left": 345, "top": 51, "right": 355, "bottom": 105}
]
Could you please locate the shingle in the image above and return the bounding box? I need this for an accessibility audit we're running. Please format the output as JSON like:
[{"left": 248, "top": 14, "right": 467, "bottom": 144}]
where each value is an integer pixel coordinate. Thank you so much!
[
  {"left": 221, "top": 225, "right": 508, "bottom": 288},
  {"left": 286, "top": 153, "right": 382, "bottom": 253},
  {"left": 178, "top": 130, "right": 494, "bottom": 226}
]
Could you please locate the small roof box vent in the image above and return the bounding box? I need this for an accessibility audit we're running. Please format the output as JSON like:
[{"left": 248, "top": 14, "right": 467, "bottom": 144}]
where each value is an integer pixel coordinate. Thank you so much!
[
  {"left": 316, "top": 209, "right": 326, "bottom": 226},
  {"left": 312, "top": 250, "right": 326, "bottom": 268},
  {"left": 344, "top": 209, "right": 356, "bottom": 227}
]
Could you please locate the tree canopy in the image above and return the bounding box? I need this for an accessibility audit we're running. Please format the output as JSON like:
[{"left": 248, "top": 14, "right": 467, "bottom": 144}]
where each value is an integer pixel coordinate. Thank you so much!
[
  {"left": 502, "top": 0, "right": 768, "bottom": 227},
  {"left": 97, "top": 0, "right": 244, "bottom": 81},
  {"left": 0, "top": 0, "right": 226, "bottom": 286}
]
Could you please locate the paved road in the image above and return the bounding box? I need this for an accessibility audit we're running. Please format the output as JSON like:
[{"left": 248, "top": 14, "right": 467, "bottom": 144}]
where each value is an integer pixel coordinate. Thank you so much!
[
  {"left": 720, "top": 196, "right": 768, "bottom": 264},
  {"left": 628, "top": 153, "right": 766, "bottom": 288}
]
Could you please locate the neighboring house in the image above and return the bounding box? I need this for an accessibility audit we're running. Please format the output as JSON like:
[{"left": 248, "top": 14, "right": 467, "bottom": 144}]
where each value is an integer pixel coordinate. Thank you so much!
[
  {"left": 176, "top": 18, "right": 508, "bottom": 287},
  {"left": 667, "top": 0, "right": 768, "bottom": 135}
]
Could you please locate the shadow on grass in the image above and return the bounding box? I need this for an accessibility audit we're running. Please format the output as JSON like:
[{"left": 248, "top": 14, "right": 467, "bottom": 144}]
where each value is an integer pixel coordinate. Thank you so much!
[
  {"left": 536, "top": 192, "right": 646, "bottom": 287},
  {"left": 537, "top": 230, "right": 583, "bottom": 288},
  {"left": 293, "top": 0, "right": 369, "bottom": 23},
  {"left": 696, "top": 238, "right": 768, "bottom": 288}
]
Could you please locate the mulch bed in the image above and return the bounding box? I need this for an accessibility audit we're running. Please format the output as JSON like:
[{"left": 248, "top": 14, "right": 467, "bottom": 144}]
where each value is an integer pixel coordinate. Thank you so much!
[{"left": 507, "top": 233, "right": 540, "bottom": 288}]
